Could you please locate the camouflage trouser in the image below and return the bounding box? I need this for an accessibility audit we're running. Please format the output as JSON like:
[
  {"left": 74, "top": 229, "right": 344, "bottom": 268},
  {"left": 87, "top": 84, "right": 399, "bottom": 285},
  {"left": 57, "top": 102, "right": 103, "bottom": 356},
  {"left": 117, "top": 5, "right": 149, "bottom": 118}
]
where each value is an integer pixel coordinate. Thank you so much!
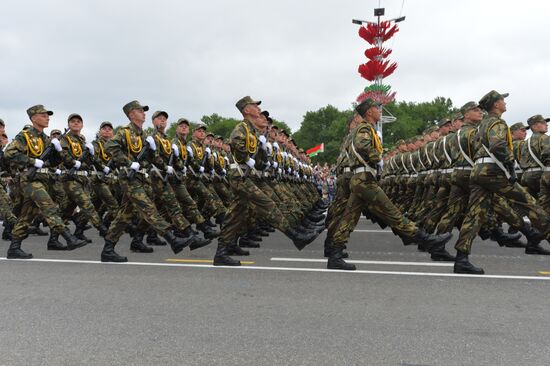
[
  {"left": 270, "top": 181, "right": 303, "bottom": 227},
  {"left": 436, "top": 170, "right": 471, "bottom": 234},
  {"left": 0, "top": 183, "right": 17, "bottom": 225},
  {"left": 186, "top": 178, "right": 226, "bottom": 219},
  {"left": 61, "top": 178, "right": 101, "bottom": 228},
  {"left": 91, "top": 179, "right": 119, "bottom": 222},
  {"left": 423, "top": 173, "right": 452, "bottom": 233},
  {"left": 12, "top": 177, "right": 66, "bottom": 239},
  {"left": 325, "top": 173, "right": 352, "bottom": 242},
  {"left": 415, "top": 173, "right": 440, "bottom": 224},
  {"left": 170, "top": 178, "right": 205, "bottom": 225},
  {"left": 521, "top": 171, "right": 542, "bottom": 199},
  {"left": 49, "top": 177, "right": 68, "bottom": 214},
  {"left": 219, "top": 177, "right": 290, "bottom": 246},
  {"left": 455, "top": 168, "right": 550, "bottom": 254},
  {"left": 539, "top": 172, "right": 550, "bottom": 213},
  {"left": 151, "top": 176, "right": 190, "bottom": 231},
  {"left": 105, "top": 175, "right": 171, "bottom": 243},
  {"left": 332, "top": 172, "right": 417, "bottom": 248},
  {"left": 213, "top": 181, "right": 233, "bottom": 207}
]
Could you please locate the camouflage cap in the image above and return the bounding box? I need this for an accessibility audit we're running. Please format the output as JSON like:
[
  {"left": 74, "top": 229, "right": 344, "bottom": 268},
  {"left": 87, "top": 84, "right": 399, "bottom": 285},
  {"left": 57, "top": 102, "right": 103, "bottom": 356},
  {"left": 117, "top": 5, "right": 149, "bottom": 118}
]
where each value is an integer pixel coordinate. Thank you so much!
[
  {"left": 460, "top": 101, "right": 481, "bottom": 116},
  {"left": 270, "top": 124, "right": 279, "bottom": 130},
  {"left": 355, "top": 98, "right": 381, "bottom": 117},
  {"left": 527, "top": 114, "right": 550, "bottom": 126},
  {"left": 423, "top": 125, "right": 438, "bottom": 135},
  {"left": 193, "top": 122, "right": 207, "bottom": 132},
  {"left": 261, "top": 110, "right": 273, "bottom": 123},
  {"left": 100, "top": 121, "right": 113, "bottom": 129},
  {"left": 509, "top": 122, "right": 529, "bottom": 132},
  {"left": 206, "top": 132, "right": 215, "bottom": 137},
  {"left": 478, "top": 90, "right": 508, "bottom": 111},
  {"left": 151, "top": 110, "right": 168, "bottom": 120},
  {"left": 0, "top": 118, "right": 4, "bottom": 127},
  {"left": 395, "top": 139, "right": 406, "bottom": 146},
  {"left": 50, "top": 129, "right": 62, "bottom": 137},
  {"left": 176, "top": 118, "right": 190, "bottom": 126},
  {"left": 214, "top": 135, "right": 223, "bottom": 140},
  {"left": 279, "top": 128, "right": 290, "bottom": 137},
  {"left": 437, "top": 118, "right": 451, "bottom": 127},
  {"left": 453, "top": 111, "right": 464, "bottom": 120},
  {"left": 122, "top": 100, "right": 149, "bottom": 117},
  {"left": 236, "top": 96, "right": 261, "bottom": 113},
  {"left": 68, "top": 113, "right": 83, "bottom": 122},
  {"left": 27, "top": 105, "right": 53, "bottom": 118}
]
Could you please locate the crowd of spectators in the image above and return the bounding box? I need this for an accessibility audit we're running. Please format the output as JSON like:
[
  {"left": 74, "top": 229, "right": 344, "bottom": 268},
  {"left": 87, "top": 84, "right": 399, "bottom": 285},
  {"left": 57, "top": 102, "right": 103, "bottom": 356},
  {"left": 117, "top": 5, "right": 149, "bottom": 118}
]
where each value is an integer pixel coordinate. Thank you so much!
[{"left": 313, "top": 162, "right": 336, "bottom": 203}]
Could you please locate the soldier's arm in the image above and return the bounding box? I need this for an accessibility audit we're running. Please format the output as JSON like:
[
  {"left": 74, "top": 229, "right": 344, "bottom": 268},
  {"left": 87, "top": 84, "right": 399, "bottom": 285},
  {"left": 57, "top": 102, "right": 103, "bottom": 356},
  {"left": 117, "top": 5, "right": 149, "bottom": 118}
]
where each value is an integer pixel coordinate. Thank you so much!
[
  {"left": 229, "top": 123, "right": 248, "bottom": 163},
  {"left": 59, "top": 136, "right": 78, "bottom": 169},
  {"left": 105, "top": 128, "right": 131, "bottom": 168},
  {"left": 487, "top": 121, "right": 513, "bottom": 165},
  {"left": 354, "top": 125, "right": 380, "bottom": 166},
  {"left": 3, "top": 135, "right": 33, "bottom": 169},
  {"left": 540, "top": 134, "right": 550, "bottom": 166}
]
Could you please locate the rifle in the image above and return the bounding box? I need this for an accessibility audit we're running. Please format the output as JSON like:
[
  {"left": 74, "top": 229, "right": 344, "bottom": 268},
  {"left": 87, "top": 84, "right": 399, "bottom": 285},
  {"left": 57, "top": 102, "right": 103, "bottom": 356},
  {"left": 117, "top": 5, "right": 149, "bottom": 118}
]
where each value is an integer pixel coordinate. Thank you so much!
[
  {"left": 27, "top": 128, "right": 69, "bottom": 180},
  {"left": 98, "top": 159, "right": 113, "bottom": 182},
  {"left": 68, "top": 146, "right": 91, "bottom": 175},
  {"left": 127, "top": 139, "right": 152, "bottom": 181}
]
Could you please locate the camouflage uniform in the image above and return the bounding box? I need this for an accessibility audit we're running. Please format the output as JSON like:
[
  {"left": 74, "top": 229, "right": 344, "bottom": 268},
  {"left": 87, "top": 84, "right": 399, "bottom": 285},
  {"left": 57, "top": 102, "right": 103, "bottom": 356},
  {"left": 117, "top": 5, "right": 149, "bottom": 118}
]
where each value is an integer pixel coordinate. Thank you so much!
[{"left": 90, "top": 131, "right": 119, "bottom": 226}]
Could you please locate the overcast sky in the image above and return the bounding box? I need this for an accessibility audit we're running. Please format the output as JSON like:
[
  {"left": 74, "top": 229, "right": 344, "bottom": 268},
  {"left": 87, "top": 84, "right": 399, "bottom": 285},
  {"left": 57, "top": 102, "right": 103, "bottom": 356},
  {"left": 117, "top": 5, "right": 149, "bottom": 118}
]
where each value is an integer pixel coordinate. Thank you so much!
[{"left": 1, "top": 0, "right": 549, "bottom": 139}]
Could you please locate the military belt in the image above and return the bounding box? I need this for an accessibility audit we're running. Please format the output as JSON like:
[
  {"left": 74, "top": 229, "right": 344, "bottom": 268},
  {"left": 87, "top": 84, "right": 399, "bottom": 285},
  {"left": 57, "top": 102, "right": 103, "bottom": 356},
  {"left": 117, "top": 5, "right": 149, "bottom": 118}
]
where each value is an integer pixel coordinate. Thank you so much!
[
  {"left": 24, "top": 168, "right": 50, "bottom": 174},
  {"left": 343, "top": 167, "right": 351, "bottom": 173},
  {"left": 62, "top": 170, "right": 88, "bottom": 176},
  {"left": 229, "top": 163, "right": 248, "bottom": 170},
  {"left": 475, "top": 157, "right": 496, "bottom": 165},
  {"left": 524, "top": 167, "right": 550, "bottom": 172},
  {"left": 353, "top": 166, "right": 376, "bottom": 176},
  {"left": 454, "top": 166, "right": 472, "bottom": 171},
  {"left": 440, "top": 168, "right": 454, "bottom": 174}
]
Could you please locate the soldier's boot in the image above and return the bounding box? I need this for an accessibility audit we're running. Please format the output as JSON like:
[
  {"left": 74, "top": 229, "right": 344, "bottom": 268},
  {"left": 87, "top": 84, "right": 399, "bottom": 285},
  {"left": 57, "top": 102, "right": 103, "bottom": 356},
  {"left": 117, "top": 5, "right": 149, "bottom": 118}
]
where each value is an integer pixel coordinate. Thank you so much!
[
  {"left": 454, "top": 251, "right": 484, "bottom": 274},
  {"left": 239, "top": 235, "right": 260, "bottom": 248},
  {"left": 2, "top": 221, "right": 13, "bottom": 241},
  {"left": 98, "top": 217, "right": 110, "bottom": 238},
  {"left": 255, "top": 228, "right": 269, "bottom": 237},
  {"left": 489, "top": 227, "right": 522, "bottom": 247},
  {"left": 324, "top": 238, "right": 348, "bottom": 258},
  {"left": 28, "top": 224, "right": 48, "bottom": 236},
  {"left": 213, "top": 243, "right": 241, "bottom": 266},
  {"left": 146, "top": 231, "right": 167, "bottom": 246},
  {"left": 261, "top": 223, "right": 275, "bottom": 233},
  {"left": 196, "top": 222, "right": 220, "bottom": 240},
  {"left": 228, "top": 239, "right": 250, "bottom": 256},
  {"left": 130, "top": 232, "right": 154, "bottom": 253},
  {"left": 303, "top": 217, "right": 325, "bottom": 229},
  {"left": 61, "top": 228, "right": 88, "bottom": 250},
  {"left": 247, "top": 232, "right": 263, "bottom": 242},
  {"left": 6, "top": 238, "right": 33, "bottom": 259},
  {"left": 215, "top": 213, "right": 225, "bottom": 227},
  {"left": 519, "top": 223, "right": 544, "bottom": 247},
  {"left": 47, "top": 231, "right": 67, "bottom": 251},
  {"left": 164, "top": 229, "right": 211, "bottom": 254},
  {"left": 284, "top": 226, "right": 320, "bottom": 250},
  {"left": 327, "top": 246, "right": 356, "bottom": 271},
  {"left": 101, "top": 240, "right": 128, "bottom": 262},
  {"left": 403, "top": 229, "right": 452, "bottom": 252},
  {"left": 306, "top": 212, "right": 325, "bottom": 223},
  {"left": 74, "top": 225, "right": 92, "bottom": 244},
  {"left": 204, "top": 218, "right": 217, "bottom": 228},
  {"left": 302, "top": 219, "right": 326, "bottom": 234},
  {"left": 525, "top": 241, "right": 550, "bottom": 255},
  {"left": 429, "top": 241, "right": 455, "bottom": 262}
]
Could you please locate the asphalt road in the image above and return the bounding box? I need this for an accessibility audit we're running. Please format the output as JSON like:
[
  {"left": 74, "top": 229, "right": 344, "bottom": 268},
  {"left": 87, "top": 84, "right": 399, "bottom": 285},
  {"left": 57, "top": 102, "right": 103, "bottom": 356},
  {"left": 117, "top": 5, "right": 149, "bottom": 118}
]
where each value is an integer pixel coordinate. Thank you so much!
[{"left": 1, "top": 218, "right": 550, "bottom": 366}]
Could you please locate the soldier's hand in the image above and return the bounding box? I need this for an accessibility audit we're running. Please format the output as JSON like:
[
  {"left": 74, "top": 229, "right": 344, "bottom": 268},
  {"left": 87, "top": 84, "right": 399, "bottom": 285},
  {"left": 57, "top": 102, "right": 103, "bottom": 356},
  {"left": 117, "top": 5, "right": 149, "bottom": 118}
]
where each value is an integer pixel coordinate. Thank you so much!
[
  {"left": 273, "top": 142, "right": 279, "bottom": 150},
  {"left": 166, "top": 166, "right": 174, "bottom": 175},
  {"left": 246, "top": 158, "right": 256, "bottom": 169},
  {"left": 222, "top": 169, "right": 226, "bottom": 175},
  {"left": 85, "top": 143, "right": 95, "bottom": 155},
  {"left": 145, "top": 136, "right": 157, "bottom": 151},
  {"left": 172, "top": 144, "right": 180, "bottom": 157},
  {"left": 55, "top": 168, "right": 62, "bottom": 175},
  {"left": 73, "top": 160, "right": 81, "bottom": 170},
  {"left": 273, "top": 161, "right": 278, "bottom": 169},
  {"left": 186, "top": 146, "right": 194, "bottom": 157},
  {"left": 199, "top": 166, "right": 205, "bottom": 173},
  {"left": 103, "top": 166, "right": 110, "bottom": 175},
  {"left": 51, "top": 138, "right": 62, "bottom": 152},
  {"left": 130, "top": 162, "right": 140, "bottom": 171},
  {"left": 205, "top": 147, "right": 211, "bottom": 156},
  {"left": 34, "top": 159, "right": 44, "bottom": 168}
]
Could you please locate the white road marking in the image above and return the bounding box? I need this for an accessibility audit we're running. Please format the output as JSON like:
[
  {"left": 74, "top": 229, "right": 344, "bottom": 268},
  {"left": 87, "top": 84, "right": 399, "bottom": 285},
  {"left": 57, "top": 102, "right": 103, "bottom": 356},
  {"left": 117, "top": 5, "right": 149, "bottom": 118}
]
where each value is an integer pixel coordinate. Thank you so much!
[
  {"left": 0, "top": 257, "right": 548, "bottom": 281},
  {"left": 353, "top": 229, "right": 393, "bottom": 233},
  {"left": 270, "top": 257, "right": 454, "bottom": 267}
]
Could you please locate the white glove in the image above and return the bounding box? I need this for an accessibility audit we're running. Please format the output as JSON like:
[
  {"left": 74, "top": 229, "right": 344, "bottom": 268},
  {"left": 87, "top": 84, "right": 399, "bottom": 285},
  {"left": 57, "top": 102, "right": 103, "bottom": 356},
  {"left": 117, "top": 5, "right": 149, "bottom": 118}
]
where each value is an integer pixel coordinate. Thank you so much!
[
  {"left": 222, "top": 169, "right": 227, "bottom": 175},
  {"left": 210, "top": 170, "right": 215, "bottom": 175},
  {"left": 186, "top": 146, "right": 194, "bottom": 157},
  {"left": 199, "top": 166, "right": 205, "bottom": 173},
  {"left": 304, "top": 175, "right": 308, "bottom": 180},
  {"left": 182, "top": 166, "right": 187, "bottom": 174},
  {"left": 273, "top": 162, "right": 279, "bottom": 169},
  {"left": 287, "top": 167, "right": 292, "bottom": 173},
  {"left": 259, "top": 135, "right": 267, "bottom": 145},
  {"left": 145, "top": 136, "right": 156, "bottom": 151},
  {"left": 130, "top": 162, "right": 140, "bottom": 171},
  {"left": 205, "top": 147, "right": 211, "bottom": 156},
  {"left": 273, "top": 142, "right": 279, "bottom": 149},
  {"left": 103, "top": 166, "right": 110, "bottom": 174},
  {"left": 213, "top": 152, "right": 218, "bottom": 160},
  {"left": 264, "top": 161, "right": 271, "bottom": 169},
  {"left": 34, "top": 159, "right": 44, "bottom": 168},
  {"left": 282, "top": 151, "right": 288, "bottom": 158},
  {"left": 55, "top": 169, "right": 62, "bottom": 175},
  {"left": 266, "top": 142, "right": 273, "bottom": 155},
  {"left": 278, "top": 168, "right": 282, "bottom": 175},
  {"left": 85, "top": 143, "right": 95, "bottom": 155},
  {"left": 224, "top": 156, "right": 229, "bottom": 163},
  {"left": 246, "top": 158, "right": 256, "bottom": 169},
  {"left": 171, "top": 144, "right": 179, "bottom": 157},
  {"left": 51, "top": 138, "right": 62, "bottom": 152},
  {"left": 73, "top": 160, "right": 81, "bottom": 170},
  {"left": 166, "top": 166, "right": 174, "bottom": 175}
]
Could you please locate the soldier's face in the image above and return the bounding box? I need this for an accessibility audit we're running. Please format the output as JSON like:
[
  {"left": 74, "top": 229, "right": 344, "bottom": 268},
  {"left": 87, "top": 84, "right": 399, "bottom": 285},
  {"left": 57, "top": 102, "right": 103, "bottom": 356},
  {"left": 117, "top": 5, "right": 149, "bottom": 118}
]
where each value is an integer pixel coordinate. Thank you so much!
[
  {"left": 194, "top": 128, "right": 206, "bottom": 141},
  {"left": 177, "top": 124, "right": 189, "bottom": 136},
  {"left": 68, "top": 118, "right": 83, "bottom": 133},
  {"left": 533, "top": 122, "right": 548, "bottom": 134},
  {"left": 0, "top": 126, "right": 5, "bottom": 135},
  {"left": 465, "top": 107, "right": 483, "bottom": 122},
  {"left": 129, "top": 108, "right": 146, "bottom": 124},
  {"left": 366, "top": 107, "right": 381, "bottom": 123},
  {"left": 513, "top": 128, "right": 527, "bottom": 140},
  {"left": 495, "top": 99, "right": 507, "bottom": 113},
  {"left": 32, "top": 113, "right": 50, "bottom": 129},
  {"left": 100, "top": 126, "right": 113, "bottom": 139},
  {"left": 205, "top": 136, "right": 213, "bottom": 145},
  {"left": 153, "top": 116, "right": 167, "bottom": 130},
  {"left": 244, "top": 103, "right": 261, "bottom": 118}
]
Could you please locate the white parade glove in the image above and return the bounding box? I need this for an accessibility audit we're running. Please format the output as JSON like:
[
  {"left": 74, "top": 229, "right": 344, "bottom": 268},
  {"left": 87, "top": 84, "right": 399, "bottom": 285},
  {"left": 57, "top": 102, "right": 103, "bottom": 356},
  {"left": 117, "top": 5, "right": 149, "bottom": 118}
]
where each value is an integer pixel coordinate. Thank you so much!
[
  {"left": 304, "top": 175, "right": 308, "bottom": 180},
  {"left": 103, "top": 166, "right": 110, "bottom": 174},
  {"left": 213, "top": 152, "right": 218, "bottom": 160},
  {"left": 246, "top": 158, "right": 256, "bottom": 169},
  {"left": 205, "top": 147, "right": 211, "bottom": 156},
  {"left": 172, "top": 144, "right": 180, "bottom": 157},
  {"left": 199, "top": 166, "right": 205, "bottom": 173},
  {"left": 186, "top": 146, "right": 194, "bottom": 157},
  {"left": 73, "top": 160, "right": 81, "bottom": 170},
  {"left": 145, "top": 136, "right": 156, "bottom": 151},
  {"left": 224, "top": 156, "right": 229, "bottom": 163},
  {"left": 166, "top": 166, "right": 174, "bottom": 175},
  {"left": 51, "top": 138, "right": 62, "bottom": 152},
  {"left": 266, "top": 142, "right": 273, "bottom": 155},
  {"left": 287, "top": 167, "right": 292, "bottom": 174},
  {"left": 273, "top": 162, "right": 278, "bottom": 169},
  {"left": 277, "top": 168, "right": 282, "bottom": 175},
  {"left": 85, "top": 143, "right": 95, "bottom": 155},
  {"left": 273, "top": 142, "right": 279, "bottom": 149},
  {"left": 210, "top": 170, "right": 215, "bottom": 175},
  {"left": 55, "top": 169, "right": 62, "bottom": 175},
  {"left": 34, "top": 159, "right": 44, "bottom": 168},
  {"left": 259, "top": 135, "right": 267, "bottom": 145},
  {"left": 222, "top": 169, "right": 227, "bottom": 175},
  {"left": 130, "top": 162, "right": 140, "bottom": 171},
  {"left": 182, "top": 166, "right": 187, "bottom": 174},
  {"left": 265, "top": 161, "right": 271, "bottom": 169},
  {"left": 282, "top": 151, "right": 288, "bottom": 158}
]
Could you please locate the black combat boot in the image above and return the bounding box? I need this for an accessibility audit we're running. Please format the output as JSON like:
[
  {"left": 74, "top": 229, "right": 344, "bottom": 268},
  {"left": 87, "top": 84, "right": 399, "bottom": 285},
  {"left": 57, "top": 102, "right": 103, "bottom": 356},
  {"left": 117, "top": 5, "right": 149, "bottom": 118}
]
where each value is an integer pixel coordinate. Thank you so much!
[
  {"left": 284, "top": 226, "right": 320, "bottom": 250},
  {"left": 6, "top": 238, "right": 33, "bottom": 259},
  {"left": 47, "top": 231, "right": 67, "bottom": 251},
  {"left": 489, "top": 227, "right": 522, "bottom": 247},
  {"left": 238, "top": 235, "right": 260, "bottom": 248},
  {"left": 61, "top": 228, "right": 88, "bottom": 250},
  {"left": 204, "top": 218, "right": 217, "bottom": 228},
  {"left": 164, "top": 228, "right": 212, "bottom": 254},
  {"left": 74, "top": 225, "right": 92, "bottom": 243},
  {"left": 429, "top": 241, "right": 455, "bottom": 261},
  {"left": 215, "top": 213, "right": 226, "bottom": 226},
  {"left": 196, "top": 222, "right": 220, "bottom": 239},
  {"left": 454, "top": 251, "right": 484, "bottom": 274},
  {"left": 403, "top": 229, "right": 452, "bottom": 252},
  {"left": 2, "top": 221, "right": 13, "bottom": 241},
  {"left": 28, "top": 224, "right": 48, "bottom": 236},
  {"left": 98, "top": 217, "right": 110, "bottom": 237},
  {"left": 146, "top": 231, "right": 167, "bottom": 246},
  {"left": 306, "top": 212, "right": 325, "bottom": 223},
  {"left": 525, "top": 241, "right": 550, "bottom": 255},
  {"left": 213, "top": 243, "right": 241, "bottom": 266},
  {"left": 324, "top": 237, "right": 348, "bottom": 258},
  {"left": 255, "top": 228, "right": 269, "bottom": 237},
  {"left": 247, "top": 232, "right": 263, "bottom": 242},
  {"left": 228, "top": 238, "right": 250, "bottom": 256},
  {"left": 327, "top": 246, "right": 356, "bottom": 270},
  {"left": 101, "top": 240, "right": 128, "bottom": 262},
  {"left": 519, "top": 223, "right": 543, "bottom": 244},
  {"left": 130, "top": 232, "right": 154, "bottom": 253}
]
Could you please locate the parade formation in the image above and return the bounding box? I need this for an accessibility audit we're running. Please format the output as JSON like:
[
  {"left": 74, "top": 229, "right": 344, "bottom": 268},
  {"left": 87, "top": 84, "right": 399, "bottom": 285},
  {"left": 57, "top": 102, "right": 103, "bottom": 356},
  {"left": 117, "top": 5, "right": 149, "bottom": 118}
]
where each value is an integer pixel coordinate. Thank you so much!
[{"left": 1, "top": 91, "right": 550, "bottom": 275}]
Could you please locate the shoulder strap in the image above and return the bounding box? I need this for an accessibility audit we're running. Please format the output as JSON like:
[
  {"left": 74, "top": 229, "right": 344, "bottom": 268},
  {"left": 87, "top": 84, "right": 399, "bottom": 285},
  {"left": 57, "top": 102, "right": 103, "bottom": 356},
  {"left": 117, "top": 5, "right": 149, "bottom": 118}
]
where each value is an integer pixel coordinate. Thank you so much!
[
  {"left": 442, "top": 136, "right": 452, "bottom": 164},
  {"left": 457, "top": 129, "right": 475, "bottom": 167},
  {"left": 527, "top": 137, "right": 545, "bottom": 169}
]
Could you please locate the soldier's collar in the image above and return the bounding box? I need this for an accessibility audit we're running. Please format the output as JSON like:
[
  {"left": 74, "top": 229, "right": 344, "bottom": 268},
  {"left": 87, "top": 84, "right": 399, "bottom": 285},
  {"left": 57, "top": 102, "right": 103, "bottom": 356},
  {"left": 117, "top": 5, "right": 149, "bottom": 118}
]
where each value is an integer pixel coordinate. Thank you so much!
[{"left": 129, "top": 121, "right": 143, "bottom": 134}]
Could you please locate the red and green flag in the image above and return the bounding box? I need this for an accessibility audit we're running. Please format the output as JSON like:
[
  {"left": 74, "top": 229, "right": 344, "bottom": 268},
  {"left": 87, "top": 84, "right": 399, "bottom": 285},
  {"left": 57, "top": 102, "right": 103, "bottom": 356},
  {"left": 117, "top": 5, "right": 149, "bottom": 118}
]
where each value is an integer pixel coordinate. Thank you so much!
[{"left": 306, "top": 143, "right": 324, "bottom": 157}]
